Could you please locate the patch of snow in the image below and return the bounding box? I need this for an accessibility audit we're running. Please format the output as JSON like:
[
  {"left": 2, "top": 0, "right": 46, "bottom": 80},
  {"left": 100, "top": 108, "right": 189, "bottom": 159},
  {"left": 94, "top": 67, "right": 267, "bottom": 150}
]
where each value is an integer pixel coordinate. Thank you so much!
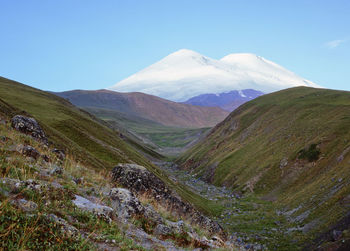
[{"left": 238, "top": 90, "right": 246, "bottom": 98}]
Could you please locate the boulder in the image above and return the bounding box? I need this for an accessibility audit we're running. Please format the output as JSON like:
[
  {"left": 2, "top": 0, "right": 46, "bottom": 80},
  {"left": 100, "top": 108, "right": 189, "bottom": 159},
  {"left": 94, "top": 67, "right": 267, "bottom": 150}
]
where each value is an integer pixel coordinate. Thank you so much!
[
  {"left": 153, "top": 224, "right": 173, "bottom": 237},
  {"left": 72, "top": 195, "right": 113, "bottom": 223},
  {"left": 21, "top": 145, "right": 40, "bottom": 160},
  {"left": 111, "top": 163, "right": 226, "bottom": 239},
  {"left": 11, "top": 198, "right": 38, "bottom": 212},
  {"left": 154, "top": 220, "right": 193, "bottom": 238},
  {"left": 109, "top": 188, "right": 145, "bottom": 221},
  {"left": 11, "top": 115, "right": 48, "bottom": 145}
]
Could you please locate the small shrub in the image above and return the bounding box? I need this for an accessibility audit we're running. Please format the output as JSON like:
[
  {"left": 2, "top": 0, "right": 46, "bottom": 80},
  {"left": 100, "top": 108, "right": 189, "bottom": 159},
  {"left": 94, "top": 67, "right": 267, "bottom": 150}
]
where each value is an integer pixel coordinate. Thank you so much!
[{"left": 298, "top": 144, "right": 320, "bottom": 162}]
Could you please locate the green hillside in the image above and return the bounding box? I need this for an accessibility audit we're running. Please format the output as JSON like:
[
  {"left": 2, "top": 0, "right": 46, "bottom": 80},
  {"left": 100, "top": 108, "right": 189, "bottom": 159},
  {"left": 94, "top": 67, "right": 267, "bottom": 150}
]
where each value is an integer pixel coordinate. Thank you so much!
[
  {"left": 178, "top": 87, "right": 350, "bottom": 248},
  {"left": 0, "top": 76, "right": 222, "bottom": 217}
]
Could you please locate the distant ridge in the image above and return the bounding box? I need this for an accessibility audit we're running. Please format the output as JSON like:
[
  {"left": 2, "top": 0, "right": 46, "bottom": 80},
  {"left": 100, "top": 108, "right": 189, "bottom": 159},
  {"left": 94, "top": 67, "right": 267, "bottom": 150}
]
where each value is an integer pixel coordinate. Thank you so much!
[{"left": 53, "top": 89, "right": 229, "bottom": 128}]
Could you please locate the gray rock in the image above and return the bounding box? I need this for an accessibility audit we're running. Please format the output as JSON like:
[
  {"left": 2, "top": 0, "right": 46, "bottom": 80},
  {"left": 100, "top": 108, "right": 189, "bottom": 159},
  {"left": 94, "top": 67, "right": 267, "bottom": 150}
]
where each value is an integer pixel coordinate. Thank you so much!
[
  {"left": 11, "top": 115, "right": 48, "bottom": 145},
  {"left": 165, "top": 220, "right": 192, "bottom": 235},
  {"left": 109, "top": 188, "right": 144, "bottom": 221},
  {"left": 126, "top": 224, "right": 185, "bottom": 251},
  {"left": 111, "top": 163, "right": 226, "bottom": 239},
  {"left": 72, "top": 195, "right": 113, "bottom": 222},
  {"left": 21, "top": 145, "right": 40, "bottom": 160},
  {"left": 143, "top": 204, "right": 164, "bottom": 224},
  {"left": 153, "top": 224, "right": 173, "bottom": 237},
  {"left": 279, "top": 157, "right": 288, "bottom": 169},
  {"left": 11, "top": 198, "right": 38, "bottom": 212},
  {"left": 49, "top": 165, "right": 63, "bottom": 175}
]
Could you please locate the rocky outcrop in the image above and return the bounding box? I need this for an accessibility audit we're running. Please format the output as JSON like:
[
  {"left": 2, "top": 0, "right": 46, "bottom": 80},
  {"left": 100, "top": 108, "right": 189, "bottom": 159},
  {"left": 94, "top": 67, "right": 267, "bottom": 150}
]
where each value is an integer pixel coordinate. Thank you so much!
[
  {"left": 111, "top": 163, "right": 226, "bottom": 239},
  {"left": 11, "top": 115, "right": 48, "bottom": 145},
  {"left": 109, "top": 187, "right": 145, "bottom": 221}
]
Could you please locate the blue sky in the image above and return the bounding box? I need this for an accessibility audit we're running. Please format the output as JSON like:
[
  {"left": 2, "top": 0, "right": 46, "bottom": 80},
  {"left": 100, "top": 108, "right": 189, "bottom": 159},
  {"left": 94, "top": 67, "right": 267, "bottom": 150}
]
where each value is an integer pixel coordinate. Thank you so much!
[{"left": 0, "top": 0, "right": 349, "bottom": 91}]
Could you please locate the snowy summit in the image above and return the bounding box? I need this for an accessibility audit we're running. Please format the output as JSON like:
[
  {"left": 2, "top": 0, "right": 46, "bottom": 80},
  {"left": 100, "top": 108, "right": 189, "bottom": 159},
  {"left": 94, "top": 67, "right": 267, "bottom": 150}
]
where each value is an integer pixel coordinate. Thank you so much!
[{"left": 109, "top": 49, "right": 320, "bottom": 101}]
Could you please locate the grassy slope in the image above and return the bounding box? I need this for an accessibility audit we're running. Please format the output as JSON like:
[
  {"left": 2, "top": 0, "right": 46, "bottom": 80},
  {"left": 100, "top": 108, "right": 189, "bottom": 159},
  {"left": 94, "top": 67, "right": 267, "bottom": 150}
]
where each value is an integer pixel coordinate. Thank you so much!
[
  {"left": 0, "top": 76, "right": 222, "bottom": 217},
  {"left": 178, "top": 87, "right": 350, "bottom": 245}
]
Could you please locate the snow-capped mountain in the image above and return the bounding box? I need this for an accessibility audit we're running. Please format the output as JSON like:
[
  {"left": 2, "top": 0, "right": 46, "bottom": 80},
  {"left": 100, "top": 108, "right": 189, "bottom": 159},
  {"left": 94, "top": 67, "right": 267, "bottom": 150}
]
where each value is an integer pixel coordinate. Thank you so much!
[
  {"left": 184, "top": 89, "right": 264, "bottom": 111},
  {"left": 109, "top": 49, "right": 320, "bottom": 101}
]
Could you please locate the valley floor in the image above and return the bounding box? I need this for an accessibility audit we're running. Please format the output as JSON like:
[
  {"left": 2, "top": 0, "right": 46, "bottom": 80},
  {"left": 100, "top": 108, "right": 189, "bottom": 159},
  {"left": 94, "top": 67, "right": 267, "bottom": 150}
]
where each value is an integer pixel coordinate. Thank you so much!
[{"left": 155, "top": 162, "right": 307, "bottom": 250}]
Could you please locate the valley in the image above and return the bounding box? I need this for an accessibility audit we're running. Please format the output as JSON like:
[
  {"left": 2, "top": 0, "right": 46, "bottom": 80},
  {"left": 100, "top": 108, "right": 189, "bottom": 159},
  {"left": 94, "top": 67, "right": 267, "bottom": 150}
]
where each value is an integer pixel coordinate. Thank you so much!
[
  {"left": 53, "top": 89, "right": 224, "bottom": 156},
  {"left": 1, "top": 2, "right": 348, "bottom": 250},
  {"left": 54, "top": 82, "right": 350, "bottom": 250},
  {"left": 0, "top": 75, "right": 349, "bottom": 250},
  {"left": 157, "top": 161, "right": 302, "bottom": 250}
]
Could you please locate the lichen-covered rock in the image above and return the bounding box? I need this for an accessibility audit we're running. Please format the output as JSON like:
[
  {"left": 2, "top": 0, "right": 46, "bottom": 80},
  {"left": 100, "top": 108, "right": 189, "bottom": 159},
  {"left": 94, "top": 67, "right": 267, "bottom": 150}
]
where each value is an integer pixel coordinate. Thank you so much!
[
  {"left": 143, "top": 204, "right": 163, "bottom": 224},
  {"left": 11, "top": 115, "right": 48, "bottom": 145},
  {"left": 21, "top": 145, "right": 40, "bottom": 160},
  {"left": 11, "top": 198, "right": 38, "bottom": 212},
  {"left": 165, "top": 220, "right": 190, "bottom": 235},
  {"left": 154, "top": 220, "right": 191, "bottom": 237},
  {"left": 153, "top": 224, "right": 173, "bottom": 237},
  {"left": 109, "top": 187, "right": 144, "bottom": 221},
  {"left": 72, "top": 195, "right": 113, "bottom": 223},
  {"left": 111, "top": 163, "right": 226, "bottom": 239}
]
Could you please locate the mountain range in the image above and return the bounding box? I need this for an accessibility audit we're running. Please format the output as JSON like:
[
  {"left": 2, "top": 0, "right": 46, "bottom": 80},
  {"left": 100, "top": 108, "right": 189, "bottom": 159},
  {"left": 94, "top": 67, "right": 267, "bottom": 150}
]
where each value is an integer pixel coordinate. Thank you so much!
[
  {"left": 109, "top": 49, "right": 320, "bottom": 101},
  {"left": 184, "top": 89, "right": 264, "bottom": 111}
]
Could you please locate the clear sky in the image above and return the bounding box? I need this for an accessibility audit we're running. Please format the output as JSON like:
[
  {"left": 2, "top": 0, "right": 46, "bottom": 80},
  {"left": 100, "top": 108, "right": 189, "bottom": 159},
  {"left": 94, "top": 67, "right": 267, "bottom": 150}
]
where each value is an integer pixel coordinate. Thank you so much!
[{"left": 0, "top": 0, "right": 349, "bottom": 91}]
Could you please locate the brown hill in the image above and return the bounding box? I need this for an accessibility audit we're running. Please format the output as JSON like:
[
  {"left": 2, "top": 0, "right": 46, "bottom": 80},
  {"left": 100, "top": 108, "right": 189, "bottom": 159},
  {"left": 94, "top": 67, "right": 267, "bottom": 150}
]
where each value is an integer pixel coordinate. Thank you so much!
[{"left": 54, "top": 89, "right": 229, "bottom": 128}]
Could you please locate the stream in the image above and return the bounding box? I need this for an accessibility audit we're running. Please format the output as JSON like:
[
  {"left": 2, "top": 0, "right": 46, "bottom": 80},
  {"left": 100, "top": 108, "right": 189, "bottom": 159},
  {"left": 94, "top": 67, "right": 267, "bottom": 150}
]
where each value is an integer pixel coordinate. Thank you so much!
[{"left": 154, "top": 161, "right": 274, "bottom": 250}]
